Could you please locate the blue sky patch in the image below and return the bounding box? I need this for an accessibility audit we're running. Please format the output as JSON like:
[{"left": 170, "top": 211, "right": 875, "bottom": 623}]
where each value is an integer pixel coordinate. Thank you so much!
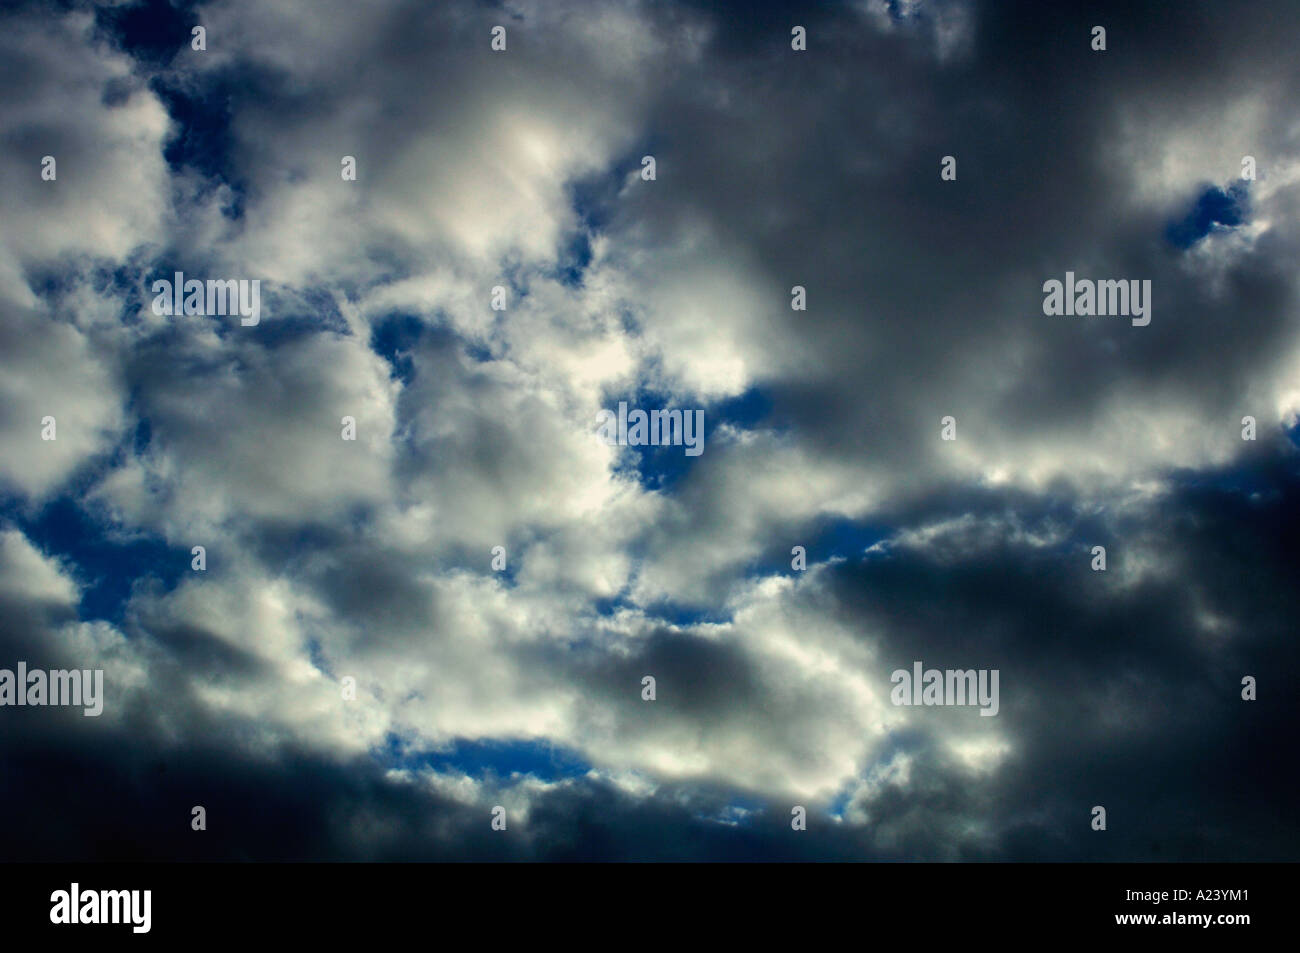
[
  {"left": 1166, "top": 183, "right": 1249, "bottom": 249},
  {"left": 377, "top": 733, "right": 591, "bottom": 783},
  {"left": 3, "top": 495, "right": 188, "bottom": 624}
]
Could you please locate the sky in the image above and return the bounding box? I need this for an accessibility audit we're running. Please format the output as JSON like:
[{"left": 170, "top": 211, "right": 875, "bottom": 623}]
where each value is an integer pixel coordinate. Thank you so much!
[{"left": 1, "top": 0, "right": 1298, "bottom": 861}]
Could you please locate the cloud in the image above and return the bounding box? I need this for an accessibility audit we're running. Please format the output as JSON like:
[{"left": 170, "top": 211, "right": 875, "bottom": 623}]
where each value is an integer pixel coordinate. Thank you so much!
[{"left": 1, "top": 0, "right": 1298, "bottom": 862}]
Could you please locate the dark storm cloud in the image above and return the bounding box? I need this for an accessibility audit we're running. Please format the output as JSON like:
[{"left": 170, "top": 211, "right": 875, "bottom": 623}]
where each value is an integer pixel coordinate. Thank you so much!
[
  {"left": 3, "top": 447, "right": 1298, "bottom": 860},
  {"left": 822, "top": 440, "right": 1300, "bottom": 860},
  {"left": 610, "top": 0, "right": 1300, "bottom": 473}
]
